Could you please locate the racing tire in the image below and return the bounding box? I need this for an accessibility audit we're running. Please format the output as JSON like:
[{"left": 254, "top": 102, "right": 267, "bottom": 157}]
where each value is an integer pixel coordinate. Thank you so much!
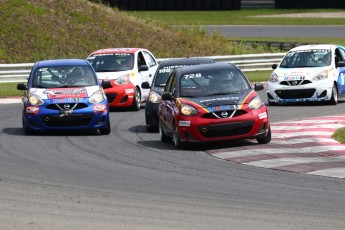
[
  {"left": 159, "top": 119, "right": 170, "bottom": 143},
  {"left": 173, "top": 123, "right": 184, "bottom": 149},
  {"left": 329, "top": 84, "right": 338, "bottom": 105},
  {"left": 130, "top": 87, "right": 141, "bottom": 111},
  {"left": 99, "top": 123, "right": 111, "bottom": 135},
  {"left": 256, "top": 127, "right": 271, "bottom": 144},
  {"left": 146, "top": 124, "right": 159, "bottom": 133}
]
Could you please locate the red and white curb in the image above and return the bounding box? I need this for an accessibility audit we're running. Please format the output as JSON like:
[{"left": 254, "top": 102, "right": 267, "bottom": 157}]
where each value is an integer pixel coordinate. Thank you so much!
[
  {"left": 206, "top": 115, "right": 345, "bottom": 179},
  {"left": 0, "top": 97, "right": 21, "bottom": 104}
]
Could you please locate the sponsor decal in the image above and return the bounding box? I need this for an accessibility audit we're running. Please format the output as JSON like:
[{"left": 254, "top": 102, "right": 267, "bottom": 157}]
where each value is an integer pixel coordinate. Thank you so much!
[
  {"left": 179, "top": 121, "right": 191, "bottom": 127},
  {"left": 284, "top": 76, "right": 304, "bottom": 81},
  {"left": 207, "top": 104, "right": 236, "bottom": 112},
  {"left": 44, "top": 88, "right": 87, "bottom": 99},
  {"left": 159, "top": 65, "right": 187, "bottom": 74},
  {"left": 125, "top": 89, "right": 134, "bottom": 93},
  {"left": 26, "top": 106, "right": 40, "bottom": 115},
  {"left": 259, "top": 112, "right": 267, "bottom": 119},
  {"left": 200, "top": 97, "right": 239, "bottom": 103},
  {"left": 52, "top": 98, "right": 80, "bottom": 103},
  {"left": 93, "top": 104, "right": 107, "bottom": 113}
]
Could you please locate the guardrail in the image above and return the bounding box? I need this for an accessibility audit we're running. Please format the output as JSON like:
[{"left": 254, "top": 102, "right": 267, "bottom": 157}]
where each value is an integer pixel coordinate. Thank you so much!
[{"left": 0, "top": 53, "right": 285, "bottom": 83}]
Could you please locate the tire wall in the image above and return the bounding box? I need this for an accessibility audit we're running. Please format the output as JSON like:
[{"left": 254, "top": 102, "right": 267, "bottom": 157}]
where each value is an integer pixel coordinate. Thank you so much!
[
  {"left": 98, "top": 0, "right": 241, "bottom": 10},
  {"left": 275, "top": 0, "right": 345, "bottom": 8}
]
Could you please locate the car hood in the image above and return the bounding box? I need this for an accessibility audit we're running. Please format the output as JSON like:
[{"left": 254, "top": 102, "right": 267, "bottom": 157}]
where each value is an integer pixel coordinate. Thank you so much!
[
  {"left": 183, "top": 91, "right": 252, "bottom": 108},
  {"left": 151, "top": 86, "right": 164, "bottom": 95},
  {"left": 29, "top": 86, "right": 101, "bottom": 100},
  {"left": 96, "top": 71, "right": 133, "bottom": 80},
  {"left": 275, "top": 66, "right": 331, "bottom": 77}
]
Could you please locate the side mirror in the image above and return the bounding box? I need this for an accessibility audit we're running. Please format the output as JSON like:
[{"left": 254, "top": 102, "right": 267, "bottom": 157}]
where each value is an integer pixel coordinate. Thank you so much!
[
  {"left": 254, "top": 83, "right": 264, "bottom": 91},
  {"left": 138, "top": 65, "right": 149, "bottom": 72},
  {"left": 17, "top": 83, "right": 27, "bottom": 90},
  {"left": 141, "top": 81, "right": 151, "bottom": 89},
  {"left": 336, "top": 61, "right": 345, "bottom": 68},
  {"left": 161, "top": 92, "right": 174, "bottom": 100},
  {"left": 272, "top": 64, "right": 278, "bottom": 70},
  {"left": 101, "top": 80, "right": 112, "bottom": 89}
]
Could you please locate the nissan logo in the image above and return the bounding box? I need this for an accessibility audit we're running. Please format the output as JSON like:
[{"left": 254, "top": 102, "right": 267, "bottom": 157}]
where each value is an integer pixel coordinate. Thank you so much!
[
  {"left": 63, "top": 104, "right": 70, "bottom": 109},
  {"left": 292, "top": 81, "right": 298, "bottom": 85},
  {"left": 221, "top": 111, "right": 228, "bottom": 118}
]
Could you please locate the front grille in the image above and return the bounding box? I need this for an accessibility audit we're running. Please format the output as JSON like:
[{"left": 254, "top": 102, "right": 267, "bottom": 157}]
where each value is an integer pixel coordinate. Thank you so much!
[
  {"left": 42, "top": 114, "right": 93, "bottom": 127},
  {"left": 275, "top": 89, "right": 315, "bottom": 99},
  {"left": 280, "top": 80, "right": 312, "bottom": 86},
  {"left": 202, "top": 110, "right": 247, "bottom": 119},
  {"left": 46, "top": 103, "right": 88, "bottom": 110},
  {"left": 198, "top": 121, "right": 254, "bottom": 138}
]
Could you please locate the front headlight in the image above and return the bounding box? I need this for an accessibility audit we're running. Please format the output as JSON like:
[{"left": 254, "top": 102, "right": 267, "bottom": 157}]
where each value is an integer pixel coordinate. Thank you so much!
[
  {"left": 269, "top": 72, "right": 278, "bottom": 82},
  {"left": 312, "top": 70, "right": 328, "bottom": 80},
  {"left": 180, "top": 104, "right": 197, "bottom": 116},
  {"left": 148, "top": 91, "right": 161, "bottom": 103},
  {"left": 89, "top": 90, "right": 105, "bottom": 104},
  {"left": 115, "top": 74, "right": 130, "bottom": 85},
  {"left": 248, "top": 96, "right": 264, "bottom": 110},
  {"left": 28, "top": 94, "right": 44, "bottom": 106}
]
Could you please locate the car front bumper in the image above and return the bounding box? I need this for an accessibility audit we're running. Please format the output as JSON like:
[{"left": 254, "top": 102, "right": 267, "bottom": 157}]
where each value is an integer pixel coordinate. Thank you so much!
[
  {"left": 22, "top": 99, "right": 109, "bottom": 132},
  {"left": 267, "top": 80, "right": 333, "bottom": 104},
  {"left": 174, "top": 108, "right": 269, "bottom": 143},
  {"left": 104, "top": 83, "right": 136, "bottom": 108}
]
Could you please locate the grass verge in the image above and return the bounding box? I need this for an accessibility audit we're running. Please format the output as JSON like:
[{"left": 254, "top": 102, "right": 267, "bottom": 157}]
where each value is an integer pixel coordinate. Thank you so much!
[
  {"left": 0, "top": 82, "right": 22, "bottom": 98},
  {"left": 129, "top": 9, "right": 345, "bottom": 25},
  {"left": 331, "top": 128, "right": 345, "bottom": 144}
]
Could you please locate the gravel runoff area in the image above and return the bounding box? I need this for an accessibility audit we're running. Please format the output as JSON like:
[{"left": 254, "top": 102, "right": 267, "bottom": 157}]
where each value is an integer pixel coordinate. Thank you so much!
[{"left": 252, "top": 12, "right": 345, "bottom": 18}]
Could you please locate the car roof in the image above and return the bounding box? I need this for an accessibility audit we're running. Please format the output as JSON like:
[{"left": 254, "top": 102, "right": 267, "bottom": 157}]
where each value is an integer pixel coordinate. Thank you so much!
[
  {"left": 289, "top": 44, "right": 335, "bottom": 51},
  {"left": 35, "top": 59, "right": 90, "bottom": 67},
  {"left": 158, "top": 57, "right": 214, "bottom": 66},
  {"left": 89, "top": 48, "right": 145, "bottom": 55},
  {"left": 178, "top": 62, "right": 238, "bottom": 74}
]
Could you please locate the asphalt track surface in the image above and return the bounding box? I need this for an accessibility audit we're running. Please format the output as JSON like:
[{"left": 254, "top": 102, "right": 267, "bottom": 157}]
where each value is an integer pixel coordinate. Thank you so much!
[
  {"left": 206, "top": 25, "right": 345, "bottom": 38},
  {"left": 1, "top": 92, "right": 345, "bottom": 230}
]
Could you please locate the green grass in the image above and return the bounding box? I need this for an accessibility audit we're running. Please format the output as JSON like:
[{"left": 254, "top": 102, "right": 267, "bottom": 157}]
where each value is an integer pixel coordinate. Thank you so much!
[
  {"left": 244, "top": 70, "right": 271, "bottom": 82},
  {"left": 231, "top": 38, "right": 345, "bottom": 47},
  {"left": 0, "top": 82, "right": 21, "bottom": 98},
  {"left": 331, "top": 127, "right": 345, "bottom": 144},
  {"left": 129, "top": 9, "right": 345, "bottom": 45},
  {"left": 129, "top": 9, "right": 345, "bottom": 25},
  {"left": 0, "top": 0, "right": 271, "bottom": 64}
]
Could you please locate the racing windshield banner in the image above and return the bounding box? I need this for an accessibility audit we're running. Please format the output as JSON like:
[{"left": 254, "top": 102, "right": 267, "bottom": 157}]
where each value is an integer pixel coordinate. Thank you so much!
[{"left": 44, "top": 88, "right": 87, "bottom": 99}]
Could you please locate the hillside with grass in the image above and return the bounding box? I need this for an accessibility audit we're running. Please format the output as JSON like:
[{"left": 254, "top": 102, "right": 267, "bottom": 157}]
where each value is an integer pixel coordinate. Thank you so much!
[{"left": 0, "top": 0, "right": 270, "bottom": 64}]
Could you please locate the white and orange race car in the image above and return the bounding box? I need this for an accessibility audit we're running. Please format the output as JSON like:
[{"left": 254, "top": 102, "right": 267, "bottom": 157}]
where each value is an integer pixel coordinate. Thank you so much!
[{"left": 87, "top": 48, "right": 158, "bottom": 110}]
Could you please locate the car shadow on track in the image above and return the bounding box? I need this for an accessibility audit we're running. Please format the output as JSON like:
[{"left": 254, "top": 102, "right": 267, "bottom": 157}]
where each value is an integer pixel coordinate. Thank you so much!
[
  {"left": 2, "top": 128, "right": 100, "bottom": 136},
  {"left": 131, "top": 125, "right": 262, "bottom": 151},
  {"left": 265, "top": 99, "right": 345, "bottom": 107}
]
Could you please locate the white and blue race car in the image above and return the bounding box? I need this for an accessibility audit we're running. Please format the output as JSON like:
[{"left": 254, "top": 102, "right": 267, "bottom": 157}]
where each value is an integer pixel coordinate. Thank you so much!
[{"left": 267, "top": 44, "right": 345, "bottom": 105}]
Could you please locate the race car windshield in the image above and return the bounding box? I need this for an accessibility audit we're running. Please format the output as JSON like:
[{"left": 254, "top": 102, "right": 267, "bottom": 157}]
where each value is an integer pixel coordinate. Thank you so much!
[
  {"left": 32, "top": 65, "right": 98, "bottom": 88},
  {"left": 179, "top": 69, "right": 250, "bottom": 98},
  {"left": 88, "top": 53, "right": 134, "bottom": 72},
  {"left": 280, "top": 49, "right": 332, "bottom": 68}
]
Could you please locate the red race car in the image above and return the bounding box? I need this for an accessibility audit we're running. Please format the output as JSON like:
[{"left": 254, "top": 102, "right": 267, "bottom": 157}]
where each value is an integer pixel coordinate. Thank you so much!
[
  {"left": 158, "top": 62, "right": 271, "bottom": 149},
  {"left": 87, "top": 48, "right": 158, "bottom": 110}
]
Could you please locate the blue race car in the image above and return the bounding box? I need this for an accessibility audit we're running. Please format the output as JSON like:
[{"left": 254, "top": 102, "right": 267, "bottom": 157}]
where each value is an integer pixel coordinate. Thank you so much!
[{"left": 17, "top": 59, "right": 111, "bottom": 135}]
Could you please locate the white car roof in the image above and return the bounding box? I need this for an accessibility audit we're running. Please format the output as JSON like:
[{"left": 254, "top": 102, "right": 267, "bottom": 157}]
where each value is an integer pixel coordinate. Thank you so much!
[{"left": 289, "top": 44, "right": 335, "bottom": 51}]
